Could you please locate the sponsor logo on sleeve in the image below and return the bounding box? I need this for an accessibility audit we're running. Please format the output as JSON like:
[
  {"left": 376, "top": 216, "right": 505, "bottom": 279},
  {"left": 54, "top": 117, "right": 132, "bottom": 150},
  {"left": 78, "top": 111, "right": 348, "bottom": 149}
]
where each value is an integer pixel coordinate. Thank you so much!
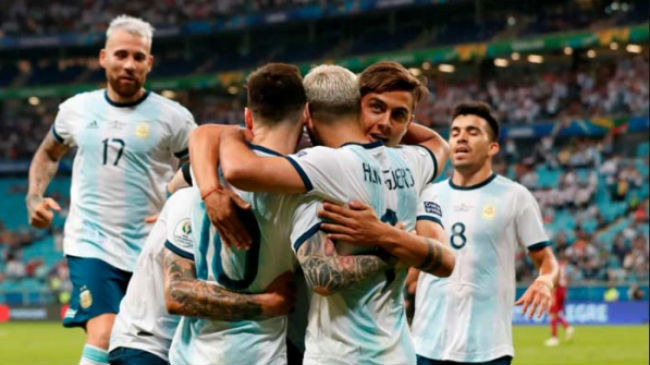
[
  {"left": 424, "top": 201, "right": 442, "bottom": 217},
  {"left": 173, "top": 219, "right": 193, "bottom": 245}
]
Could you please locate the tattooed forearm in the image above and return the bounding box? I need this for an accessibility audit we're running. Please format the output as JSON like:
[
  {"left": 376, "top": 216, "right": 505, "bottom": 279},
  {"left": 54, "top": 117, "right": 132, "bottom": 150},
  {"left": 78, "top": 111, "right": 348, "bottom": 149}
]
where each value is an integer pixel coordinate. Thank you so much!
[
  {"left": 27, "top": 134, "right": 67, "bottom": 198},
  {"left": 297, "top": 231, "right": 392, "bottom": 295},
  {"left": 417, "top": 238, "right": 443, "bottom": 274},
  {"left": 162, "top": 249, "right": 265, "bottom": 321}
]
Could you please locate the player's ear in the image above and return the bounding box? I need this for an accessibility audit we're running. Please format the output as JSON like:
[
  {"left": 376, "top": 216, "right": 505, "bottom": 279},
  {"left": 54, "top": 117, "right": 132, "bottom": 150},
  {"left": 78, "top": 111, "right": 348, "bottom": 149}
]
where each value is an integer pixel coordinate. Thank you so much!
[
  {"left": 488, "top": 141, "right": 500, "bottom": 157},
  {"left": 244, "top": 107, "right": 254, "bottom": 131},
  {"left": 147, "top": 55, "right": 154, "bottom": 73},
  {"left": 304, "top": 103, "right": 315, "bottom": 128},
  {"left": 99, "top": 49, "right": 107, "bottom": 69}
]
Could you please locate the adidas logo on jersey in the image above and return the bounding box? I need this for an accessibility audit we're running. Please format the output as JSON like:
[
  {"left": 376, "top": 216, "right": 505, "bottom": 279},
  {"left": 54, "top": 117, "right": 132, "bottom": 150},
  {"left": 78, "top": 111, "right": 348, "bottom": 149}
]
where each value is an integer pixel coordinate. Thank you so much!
[{"left": 86, "top": 120, "right": 98, "bottom": 129}]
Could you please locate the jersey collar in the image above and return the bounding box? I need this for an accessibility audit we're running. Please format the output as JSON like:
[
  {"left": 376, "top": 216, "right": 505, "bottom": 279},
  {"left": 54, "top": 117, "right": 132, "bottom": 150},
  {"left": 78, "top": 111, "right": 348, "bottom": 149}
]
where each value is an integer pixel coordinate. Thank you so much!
[
  {"left": 340, "top": 140, "right": 384, "bottom": 149},
  {"left": 247, "top": 142, "right": 283, "bottom": 157},
  {"left": 448, "top": 173, "right": 497, "bottom": 190},
  {"left": 104, "top": 89, "right": 150, "bottom": 108}
]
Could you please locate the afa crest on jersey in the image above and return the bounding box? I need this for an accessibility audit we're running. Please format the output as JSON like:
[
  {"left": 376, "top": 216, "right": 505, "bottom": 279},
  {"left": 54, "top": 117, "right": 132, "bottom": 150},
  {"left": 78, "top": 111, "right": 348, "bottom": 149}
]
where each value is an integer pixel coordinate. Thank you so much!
[
  {"left": 482, "top": 203, "right": 496, "bottom": 220},
  {"left": 135, "top": 122, "right": 150, "bottom": 139}
]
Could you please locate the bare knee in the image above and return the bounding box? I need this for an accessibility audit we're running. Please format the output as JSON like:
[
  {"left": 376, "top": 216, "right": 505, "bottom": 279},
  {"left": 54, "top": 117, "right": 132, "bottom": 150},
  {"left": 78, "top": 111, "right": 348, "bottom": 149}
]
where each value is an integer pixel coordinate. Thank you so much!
[{"left": 85, "top": 313, "right": 116, "bottom": 349}]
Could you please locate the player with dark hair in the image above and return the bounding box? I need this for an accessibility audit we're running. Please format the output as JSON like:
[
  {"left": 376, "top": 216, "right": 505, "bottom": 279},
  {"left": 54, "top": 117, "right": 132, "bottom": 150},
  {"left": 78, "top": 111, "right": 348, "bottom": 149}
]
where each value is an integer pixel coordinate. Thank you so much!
[
  {"left": 163, "top": 62, "right": 308, "bottom": 365},
  {"left": 410, "top": 101, "right": 559, "bottom": 365}
]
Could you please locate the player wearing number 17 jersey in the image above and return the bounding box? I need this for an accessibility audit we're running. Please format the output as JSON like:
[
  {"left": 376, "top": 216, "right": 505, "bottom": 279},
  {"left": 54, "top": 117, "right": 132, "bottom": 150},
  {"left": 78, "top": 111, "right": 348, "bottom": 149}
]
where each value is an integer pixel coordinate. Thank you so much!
[
  {"left": 412, "top": 102, "right": 559, "bottom": 365},
  {"left": 26, "top": 15, "right": 196, "bottom": 365}
]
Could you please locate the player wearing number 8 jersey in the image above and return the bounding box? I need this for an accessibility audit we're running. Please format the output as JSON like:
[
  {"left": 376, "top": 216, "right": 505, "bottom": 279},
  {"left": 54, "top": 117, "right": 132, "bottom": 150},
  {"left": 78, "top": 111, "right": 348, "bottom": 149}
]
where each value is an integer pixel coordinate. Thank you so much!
[
  {"left": 25, "top": 15, "right": 196, "bottom": 365},
  {"left": 412, "top": 102, "right": 559, "bottom": 365}
]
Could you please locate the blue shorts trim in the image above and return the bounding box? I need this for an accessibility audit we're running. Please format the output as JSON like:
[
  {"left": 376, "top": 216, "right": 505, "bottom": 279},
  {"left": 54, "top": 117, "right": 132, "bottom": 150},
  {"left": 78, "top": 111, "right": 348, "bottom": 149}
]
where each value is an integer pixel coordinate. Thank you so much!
[
  {"left": 63, "top": 256, "right": 132, "bottom": 328},
  {"left": 416, "top": 355, "right": 512, "bottom": 365},
  {"left": 109, "top": 347, "right": 168, "bottom": 365}
]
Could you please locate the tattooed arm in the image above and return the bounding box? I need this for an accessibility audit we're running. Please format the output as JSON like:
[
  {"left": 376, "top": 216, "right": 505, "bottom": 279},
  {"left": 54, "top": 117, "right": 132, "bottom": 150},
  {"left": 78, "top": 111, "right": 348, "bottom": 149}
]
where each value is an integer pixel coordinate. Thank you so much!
[
  {"left": 162, "top": 248, "right": 294, "bottom": 320},
  {"left": 26, "top": 132, "right": 69, "bottom": 229},
  {"left": 296, "top": 230, "right": 395, "bottom": 296},
  {"left": 319, "top": 200, "right": 455, "bottom": 277}
]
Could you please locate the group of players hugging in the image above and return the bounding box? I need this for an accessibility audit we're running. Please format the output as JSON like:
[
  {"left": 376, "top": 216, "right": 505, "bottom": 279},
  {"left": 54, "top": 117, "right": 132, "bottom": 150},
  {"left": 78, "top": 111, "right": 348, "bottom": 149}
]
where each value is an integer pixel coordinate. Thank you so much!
[{"left": 26, "top": 15, "right": 569, "bottom": 365}]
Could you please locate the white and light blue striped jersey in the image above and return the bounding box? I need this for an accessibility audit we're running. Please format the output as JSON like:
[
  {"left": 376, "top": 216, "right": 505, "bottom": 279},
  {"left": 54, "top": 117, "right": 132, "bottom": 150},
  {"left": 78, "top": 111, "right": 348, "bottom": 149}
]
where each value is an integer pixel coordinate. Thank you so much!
[
  {"left": 109, "top": 188, "right": 193, "bottom": 361},
  {"left": 52, "top": 89, "right": 196, "bottom": 272},
  {"left": 167, "top": 145, "right": 309, "bottom": 365},
  {"left": 412, "top": 174, "right": 549, "bottom": 363},
  {"left": 287, "top": 141, "right": 437, "bottom": 365}
]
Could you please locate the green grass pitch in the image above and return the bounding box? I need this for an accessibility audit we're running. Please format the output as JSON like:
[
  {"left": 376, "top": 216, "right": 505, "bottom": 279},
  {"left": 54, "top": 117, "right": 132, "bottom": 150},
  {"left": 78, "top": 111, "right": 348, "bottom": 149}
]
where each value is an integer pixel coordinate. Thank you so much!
[{"left": 0, "top": 322, "right": 647, "bottom": 364}]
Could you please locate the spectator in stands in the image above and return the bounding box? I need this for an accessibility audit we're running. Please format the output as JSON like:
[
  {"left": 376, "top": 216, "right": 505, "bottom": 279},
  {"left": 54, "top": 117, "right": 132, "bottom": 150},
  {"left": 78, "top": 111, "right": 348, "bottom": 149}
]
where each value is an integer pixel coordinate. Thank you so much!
[
  {"left": 627, "top": 283, "right": 645, "bottom": 301},
  {"left": 5, "top": 251, "right": 26, "bottom": 279},
  {"left": 603, "top": 281, "right": 620, "bottom": 302}
]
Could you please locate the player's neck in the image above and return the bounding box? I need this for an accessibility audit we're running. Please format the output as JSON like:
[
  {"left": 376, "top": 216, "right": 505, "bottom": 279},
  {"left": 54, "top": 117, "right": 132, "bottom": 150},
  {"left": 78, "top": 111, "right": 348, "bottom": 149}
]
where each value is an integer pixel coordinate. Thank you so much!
[
  {"left": 252, "top": 124, "right": 302, "bottom": 155},
  {"left": 318, "top": 120, "right": 370, "bottom": 148},
  {"left": 452, "top": 162, "right": 494, "bottom": 187},
  {"left": 106, "top": 86, "right": 146, "bottom": 104}
]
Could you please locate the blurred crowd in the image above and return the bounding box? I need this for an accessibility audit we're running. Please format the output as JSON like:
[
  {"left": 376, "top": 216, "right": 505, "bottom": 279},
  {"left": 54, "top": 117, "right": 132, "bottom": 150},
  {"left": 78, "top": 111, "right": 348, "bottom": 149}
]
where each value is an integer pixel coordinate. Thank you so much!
[
  {"left": 2, "top": 55, "right": 648, "bottom": 161},
  {"left": 0, "top": 0, "right": 329, "bottom": 36},
  {"left": 507, "top": 134, "right": 650, "bottom": 285},
  {"left": 416, "top": 55, "right": 649, "bottom": 126}
]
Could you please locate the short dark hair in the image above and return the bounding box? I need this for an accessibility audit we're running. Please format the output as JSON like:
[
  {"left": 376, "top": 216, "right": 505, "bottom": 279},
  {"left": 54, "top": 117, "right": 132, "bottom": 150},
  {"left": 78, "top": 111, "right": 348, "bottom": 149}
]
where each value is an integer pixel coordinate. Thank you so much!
[
  {"left": 358, "top": 61, "right": 429, "bottom": 107},
  {"left": 452, "top": 101, "right": 500, "bottom": 141},
  {"left": 246, "top": 63, "right": 307, "bottom": 124}
]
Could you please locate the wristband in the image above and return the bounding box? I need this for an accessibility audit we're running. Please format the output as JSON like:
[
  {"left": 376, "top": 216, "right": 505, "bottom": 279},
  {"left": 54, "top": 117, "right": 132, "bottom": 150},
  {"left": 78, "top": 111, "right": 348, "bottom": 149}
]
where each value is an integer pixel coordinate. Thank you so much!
[{"left": 201, "top": 186, "right": 220, "bottom": 200}]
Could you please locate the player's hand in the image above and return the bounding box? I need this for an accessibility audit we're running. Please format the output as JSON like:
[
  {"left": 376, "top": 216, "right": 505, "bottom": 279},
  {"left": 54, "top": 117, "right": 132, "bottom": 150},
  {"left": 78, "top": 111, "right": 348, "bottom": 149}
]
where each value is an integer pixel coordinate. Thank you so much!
[
  {"left": 26, "top": 195, "right": 61, "bottom": 229},
  {"left": 318, "top": 200, "right": 391, "bottom": 245},
  {"left": 515, "top": 277, "right": 553, "bottom": 319},
  {"left": 260, "top": 272, "right": 296, "bottom": 318},
  {"left": 204, "top": 186, "right": 252, "bottom": 250}
]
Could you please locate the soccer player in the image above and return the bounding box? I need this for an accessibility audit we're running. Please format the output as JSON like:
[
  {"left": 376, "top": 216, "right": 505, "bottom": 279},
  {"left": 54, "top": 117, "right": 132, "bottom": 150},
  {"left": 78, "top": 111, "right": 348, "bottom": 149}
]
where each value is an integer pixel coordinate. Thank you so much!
[
  {"left": 545, "top": 252, "right": 574, "bottom": 346},
  {"left": 25, "top": 15, "right": 196, "bottom": 365},
  {"left": 163, "top": 63, "right": 308, "bottom": 365},
  {"left": 214, "top": 64, "right": 446, "bottom": 365},
  {"left": 411, "top": 102, "right": 559, "bottom": 365},
  {"left": 107, "top": 167, "right": 192, "bottom": 365}
]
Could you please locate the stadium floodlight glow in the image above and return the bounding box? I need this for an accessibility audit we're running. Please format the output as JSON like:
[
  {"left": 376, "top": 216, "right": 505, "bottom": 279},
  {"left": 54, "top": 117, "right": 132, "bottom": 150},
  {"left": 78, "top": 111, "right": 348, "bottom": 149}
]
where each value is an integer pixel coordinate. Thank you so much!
[
  {"left": 438, "top": 64, "right": 455, "bottom": 73},
  {"left": 28, "top": 96, "right": 40, "bottom": 106},
  {"left": 527, "top": 54, "right": 544, "bottom": 64},
  {"left": 494, "top": 58, "right": 509, "bottom": 67},
  {"left": 563, "top": 46, "right": 573, "bottom": 55},
  {"left": 587, "top": 49, "right": 597, "bottom": 58},
  {"left": 422, "top": 61, "right": 432, "bottom": 70},
  {"left": 161, "top": 90, "right": 176, "bottom": 99},
  {"left": 510, "top": 52, "right": 521, "bottom": 61},
  {"left": 626, "top": 44, "right": 642, "bottom": 54},
  {"left": 610, "top": 42, "right": 619, "bottom": 50},
  {"left": 408, "top": 67, "right": 422, "bottom": 76}
]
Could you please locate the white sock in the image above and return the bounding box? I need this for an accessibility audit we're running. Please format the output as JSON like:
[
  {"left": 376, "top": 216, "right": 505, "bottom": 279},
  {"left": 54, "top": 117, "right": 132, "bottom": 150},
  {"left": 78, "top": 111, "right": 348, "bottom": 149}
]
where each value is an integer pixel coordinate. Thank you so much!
[{"left": 79, "top": 344, "right": 109, "bottom": 365}]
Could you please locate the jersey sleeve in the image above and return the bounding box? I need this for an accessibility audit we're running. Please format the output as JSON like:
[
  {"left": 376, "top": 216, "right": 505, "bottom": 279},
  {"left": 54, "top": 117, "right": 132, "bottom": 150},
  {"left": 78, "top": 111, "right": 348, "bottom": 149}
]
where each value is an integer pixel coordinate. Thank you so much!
[
  {"left": 164, "top": 191, "right": 195, "bottom": 260},
  {"left": 289, "top": 198, "right": 322, "bottom": 254},
  {"left": 169, "top": 107, "right": 197, "bottom": 160},
  {"left": 416, "top": 183, "right": 444, "bottom": 228},
  {"left": 515, "top": 186, "right": 550, "bottom": 251},
  {"left": 51, "top": 99, "right": 78, "bottom": 147},
  {"left": 285, "top": 146, "right": 348, "bottom": 203},
  {"left": 397, "top": 145, "right": 437, "bottom": 192}
]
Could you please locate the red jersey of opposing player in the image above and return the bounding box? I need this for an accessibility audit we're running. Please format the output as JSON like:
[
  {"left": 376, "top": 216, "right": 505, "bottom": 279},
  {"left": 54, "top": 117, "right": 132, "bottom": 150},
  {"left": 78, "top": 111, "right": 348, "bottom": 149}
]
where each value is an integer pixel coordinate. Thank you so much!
[{"left": 550, "top": 261, "right": 568, "bottom": 314}]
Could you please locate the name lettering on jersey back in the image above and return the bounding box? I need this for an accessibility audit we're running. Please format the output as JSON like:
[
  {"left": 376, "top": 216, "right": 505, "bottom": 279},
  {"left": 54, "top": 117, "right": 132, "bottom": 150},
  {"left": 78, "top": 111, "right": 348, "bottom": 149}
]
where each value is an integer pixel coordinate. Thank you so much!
[{"left": 362, "top": 162, "right": 415, "bottom": 190}]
